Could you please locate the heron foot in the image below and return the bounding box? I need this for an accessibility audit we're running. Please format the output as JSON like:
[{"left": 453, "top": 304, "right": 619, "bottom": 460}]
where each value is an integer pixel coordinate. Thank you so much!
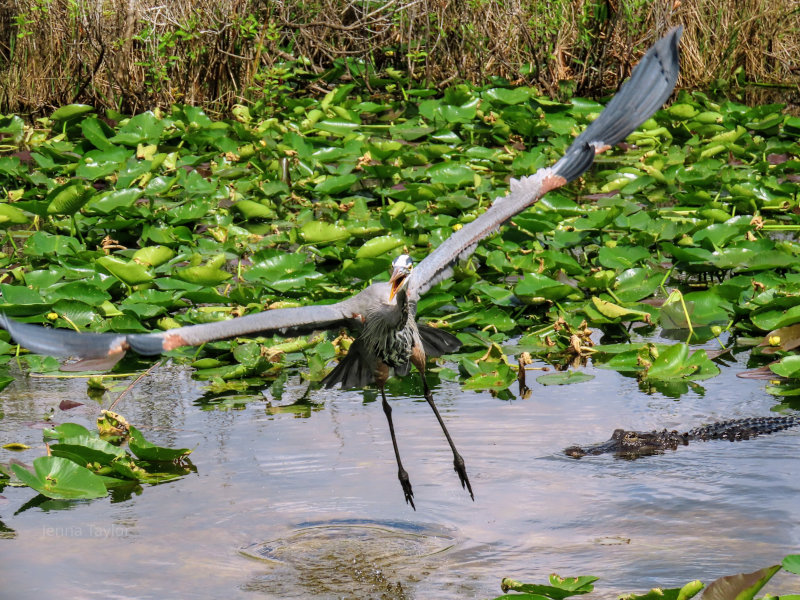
[
  {"left": 398, "top": 468, "right": 415, "bottom": 510},
  {"left": 453, "top": 452, "right": 474, "bottom": 501}
]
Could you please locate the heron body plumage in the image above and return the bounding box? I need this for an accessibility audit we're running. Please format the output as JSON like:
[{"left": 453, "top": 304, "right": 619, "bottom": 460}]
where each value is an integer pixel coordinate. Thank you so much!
[
  {"left": 365, "top": 290, "right": 415, "bottom": 374},
  {"left": 0, "top": 27, "right": 683, "bottom": 508}
]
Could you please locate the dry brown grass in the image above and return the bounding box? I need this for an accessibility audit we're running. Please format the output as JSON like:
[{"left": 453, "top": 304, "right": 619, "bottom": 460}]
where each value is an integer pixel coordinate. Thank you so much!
[{"left": 0, "top": 0, "right": 798, "bottom": 116}]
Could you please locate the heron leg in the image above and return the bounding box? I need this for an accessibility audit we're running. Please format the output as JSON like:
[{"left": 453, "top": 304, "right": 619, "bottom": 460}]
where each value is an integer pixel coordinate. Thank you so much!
[
  {"left": 418, "top": 371, "right": 474, "bottom": 501},
  {"left": 380, "top": 385, "right": 415, "bottom": 510}
]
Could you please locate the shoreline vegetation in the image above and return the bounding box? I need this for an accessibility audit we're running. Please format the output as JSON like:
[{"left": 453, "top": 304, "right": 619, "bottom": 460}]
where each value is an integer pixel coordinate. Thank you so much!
[{"left": 1, "top": 0, "right": 799, "bottom": 116}]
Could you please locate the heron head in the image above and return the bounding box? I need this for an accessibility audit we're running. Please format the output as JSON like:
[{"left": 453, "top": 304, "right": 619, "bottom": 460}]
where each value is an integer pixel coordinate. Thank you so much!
[{"left": 389, "top": 254, "right": 413, "bottom": 301}]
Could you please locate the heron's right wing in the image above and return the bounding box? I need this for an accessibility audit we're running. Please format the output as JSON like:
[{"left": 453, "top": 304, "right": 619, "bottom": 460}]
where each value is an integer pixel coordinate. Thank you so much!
[
  {"left": 0, "top": 289, "right": 374, "bottom": 370},
  {"left": 407, "top": 26, "right": 682, "bottom": 300}
]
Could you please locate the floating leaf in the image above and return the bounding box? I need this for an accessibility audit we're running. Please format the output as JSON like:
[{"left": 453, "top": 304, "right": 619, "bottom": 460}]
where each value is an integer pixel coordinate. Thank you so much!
[
  {"left": 591, "top": 297, "right": 651, "bottom": 321},
  {"left": 783, "top": 554, "right": 800, "bottom": 575},
  {"left": 499, "top": 574, "right": 597, "bottom": 599},
  {"left": 43, "top": 423, "right": 92, "bottom": 441},
  {"left": 51, "top": 435, "right": 126, "bottom": 466},
  {"left": 51, "top": 104, "right": 94, "bottom": 120},
  {"left": 11, "top": 456, "right": 108, "bottom": 500},
  {"left": 428, "top": 163, "right": 474, "bottom": 186},
  {"left": 128, "top": 425, "right": 192, "bottom": 461},
  {"left": 0, "top": 203, "right": 29, "bottom": 224},
  {"left": 244, "top": 253, "right": 322, "bottom": 292},
  {"left": 132, "top": 245, "right": 175, "bottom": 267},
  {"left": 46, "top": 180, "right": 93, "bottom": 215},
  {"left": 300, "top": 221, "right": 351, "bottom": 243},
  {"left": 2, "top": 442, "right": 30, "bottom": 450},
  {"left": 96, "top": 256, "right": 153, "bottom": 286},
  {"left": 175, "top": 265, "right": 232, "bottom": 286},
  {"left": 769, "top": 355, "right": 800, "bottom": 379},
  {"left": 536, "top": 371, "right": 595, "bottom": 386},
  {"left": 232, "top": 199, "right": 275, "bottom": 220},
  {"left": 462, "top": 362, "right": 516, "bottom": 391},
  {"left": 355, "top": 235, "right": 405, "bottom": 259},
  {"left": 483, "top": 87, "right": 533, "bottom": 105},
  {"left": 110, "top": 111, "right": 164, "bottom": 145},
  {"left": 515, "top": 273, "right": 575, "bottom": 303},
  {"left": 315, "top": 174, "right": 359, "bottom": 194},
  {"left": 644, "top": 344, "right": 719, "bottom": 381},
  {"left": 85, "top": 188, "right": 142, "bottom": 214}
]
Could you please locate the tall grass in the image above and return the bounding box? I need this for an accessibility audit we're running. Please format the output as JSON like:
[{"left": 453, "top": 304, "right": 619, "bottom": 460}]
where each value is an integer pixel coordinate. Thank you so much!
[{"left": 0, "top": 0, "right": 798, "bottom": 116}]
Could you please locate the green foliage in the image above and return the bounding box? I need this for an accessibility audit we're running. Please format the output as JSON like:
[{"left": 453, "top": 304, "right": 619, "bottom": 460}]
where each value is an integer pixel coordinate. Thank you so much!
[
  {"left": 7, "top": 412, "right": 193, "bottom": 500},
  {"left": 0, "top": 83, "right": 799, "bottom": 401},
  {"left": 495, "top": 556, "right": 800, "bottom": 600}
]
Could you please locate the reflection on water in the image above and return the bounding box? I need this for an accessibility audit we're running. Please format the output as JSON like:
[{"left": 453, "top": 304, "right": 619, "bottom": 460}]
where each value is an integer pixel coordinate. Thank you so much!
[{"left": 1, "top": 339, "right": 800, "bottom": 599}]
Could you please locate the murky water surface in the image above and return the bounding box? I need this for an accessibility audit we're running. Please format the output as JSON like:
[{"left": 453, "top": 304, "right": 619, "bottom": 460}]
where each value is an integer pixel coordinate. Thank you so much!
[{"left": 1, "top": 338, "right": 799, "bottom": 599}]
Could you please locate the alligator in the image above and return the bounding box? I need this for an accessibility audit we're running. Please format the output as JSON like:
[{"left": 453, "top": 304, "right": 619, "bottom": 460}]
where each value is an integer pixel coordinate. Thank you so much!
[{"left": 564, "top": 416, "right": 800, "bottom": 459}]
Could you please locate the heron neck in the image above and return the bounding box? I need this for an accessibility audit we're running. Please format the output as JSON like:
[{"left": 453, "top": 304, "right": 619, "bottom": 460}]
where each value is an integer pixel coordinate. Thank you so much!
[{"left": 395, "top": 288, "right": 410, "bottom": 325}]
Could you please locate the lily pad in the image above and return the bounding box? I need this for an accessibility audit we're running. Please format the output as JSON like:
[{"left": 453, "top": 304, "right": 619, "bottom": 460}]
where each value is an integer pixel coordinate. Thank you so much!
[
  {"left": 11, "top": 456, "right": 108, "bottom": 500},
  {"left": 300, "top": 221, "right": 351, "bottom": 243},
  {"left": 127, "top": 425, "right": 192, "bottom": 461},
  {"left": 96, "top": 256, "right": 154, "bottom": 286},
  {"left": 536, "top": 371, "right": 595, "bottom": 386}
]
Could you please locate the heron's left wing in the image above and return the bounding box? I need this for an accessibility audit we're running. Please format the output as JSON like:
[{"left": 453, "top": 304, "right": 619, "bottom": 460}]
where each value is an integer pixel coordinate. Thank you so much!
[{"left": 407, "top": 26, "right": 682, "bottom": 301}]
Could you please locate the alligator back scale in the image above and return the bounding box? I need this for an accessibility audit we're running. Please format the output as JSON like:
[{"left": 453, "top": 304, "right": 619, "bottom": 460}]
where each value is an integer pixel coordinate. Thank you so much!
[{"left": 565, "top": 416, "right": 800, "bottom": 459}]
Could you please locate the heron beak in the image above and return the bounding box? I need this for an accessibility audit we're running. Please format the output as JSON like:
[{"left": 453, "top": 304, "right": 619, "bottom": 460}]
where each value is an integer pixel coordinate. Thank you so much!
[{"left": 388, "top": 267, "right": 410, "bottom": 301}]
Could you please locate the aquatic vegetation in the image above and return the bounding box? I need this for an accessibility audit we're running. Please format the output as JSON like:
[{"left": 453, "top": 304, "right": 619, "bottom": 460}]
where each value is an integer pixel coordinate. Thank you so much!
[
  {"left": 0, "top": 82, "right": 799, "bottom": 404},
  {"left": 2, "top": 411, "right": 192, "bottom": 500},
  {"left": 494, "top": 554, "right": 800, "bottom": 600}
]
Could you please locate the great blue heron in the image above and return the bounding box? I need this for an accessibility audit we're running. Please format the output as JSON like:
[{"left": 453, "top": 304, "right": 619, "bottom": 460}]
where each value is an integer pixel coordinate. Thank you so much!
[{"left": 0, "top": 27, "right": 681, "bottom": 508}]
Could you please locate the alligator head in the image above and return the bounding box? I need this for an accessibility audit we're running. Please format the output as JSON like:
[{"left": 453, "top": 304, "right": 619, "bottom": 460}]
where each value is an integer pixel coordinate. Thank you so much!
[{"left": 565, "top": 428, "right": 689, "bottom": 459}]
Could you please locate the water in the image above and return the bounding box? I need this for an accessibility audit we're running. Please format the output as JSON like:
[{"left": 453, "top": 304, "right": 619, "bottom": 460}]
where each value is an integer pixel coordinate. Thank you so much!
[{"left": 1, "top": 340, "right": 799, "bottom": 599}]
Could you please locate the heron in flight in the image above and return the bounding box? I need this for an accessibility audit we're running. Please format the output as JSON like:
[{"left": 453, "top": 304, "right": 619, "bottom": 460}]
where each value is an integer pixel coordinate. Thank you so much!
[{"left": 0, "top": 28, "right": 681, "bottom": 508}]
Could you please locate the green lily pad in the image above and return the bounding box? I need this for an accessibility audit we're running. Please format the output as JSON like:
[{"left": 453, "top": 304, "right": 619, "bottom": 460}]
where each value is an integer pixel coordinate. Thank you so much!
[
  {"left": 175, "top": 265, "right": 233, "bottom": 286},
  {"left": 43, "top": 423, "right": 92, "bottom": 440},
  {"left": 645, "top": 344, "right": 719, "bottom": 381},
  {"left": 783, "top": 554, "right": 800, "bottom": 575},
  {"left": 355, "top": 235, "right": 405, "bottom": 259},
  {"left": 51, "top": 435, "right": 126, "bottom": 466},
  {"left": 96, "top": 256, "right": 154, "bottom": 286},
  {"left": 515, "top": 273, "right": 574, "bottom": 303},
  {"left": 127, "top": 425, "right": 192, "bottom": 461},
  {"left": 769, "top": 355, "right": 800, "bottom": 379},
  {"left": 51, "top": 104, "right": 95, "bottom": 121},
  {"left": 0, "top": 203, "right": 29, "bottom": 224},
  {"left": 46, "top": 180, "right": 94, "bottom": 215},
  {"left": 11, "top": 456, "right": 108, "bottom": 500},
  {"left": 86, "top": 188, "right": 142, "bottom": 214},
  {"left": 536, "top": 371, "right": 595, "bottom": 386},
  {"left": 132, "top": 245, "right": 175, "bottom": 267},
  {"left": 244, "top": 253, "right": 322, "bottom": 292},
  {"left": 428, "top": 163, "right": 475, "bottom": 186},
  {"left": 232, "top": 199, "right": 275, "bottom": 220},
  {"left": 483, "top": 87, "right": 533, "bottom": 105},
  {"left": 315, "top": 174, "right": 359, "bottom": 194},
  {"left": 300, "top": 221, "right": 351, "bottom": 243},
  {"left": 462, "top": 362, "right": 516, "bottom": 391}
]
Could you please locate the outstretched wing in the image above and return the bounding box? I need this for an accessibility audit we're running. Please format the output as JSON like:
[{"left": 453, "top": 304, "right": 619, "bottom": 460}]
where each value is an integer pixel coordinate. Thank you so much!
[
  {"left": 0, "top": 285, "right": 380, "bottom": 369},
  {"left": 406, "top": 26, "right": 682, "bottom": 301}
]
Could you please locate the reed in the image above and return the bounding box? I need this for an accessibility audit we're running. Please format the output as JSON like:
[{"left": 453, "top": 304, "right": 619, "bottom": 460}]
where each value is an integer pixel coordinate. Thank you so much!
[{"left": 0, "top": 0, "right": 797, "bottom": 116}]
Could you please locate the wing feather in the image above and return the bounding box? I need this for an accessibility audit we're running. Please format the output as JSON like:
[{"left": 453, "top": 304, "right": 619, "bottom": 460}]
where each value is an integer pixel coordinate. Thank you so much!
[
  {"left": 0, "top": 287, "right": 376, "bottom": 363},
  {"left": 407, "top": 26, "right": 681, "bottom": 300}
]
